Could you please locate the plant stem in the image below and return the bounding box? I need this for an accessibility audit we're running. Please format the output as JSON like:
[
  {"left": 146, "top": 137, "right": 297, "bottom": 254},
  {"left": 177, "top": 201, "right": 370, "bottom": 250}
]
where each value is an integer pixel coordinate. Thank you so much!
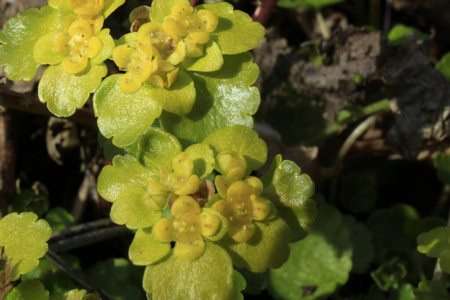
[
  {"left": 315, "top": 10, "right": 330, "bottom": 40},
  {"left": 45, "top": 249, "right": 113, "bottom": 300},
  {"left": 253, "top": 0, "right": 279, "bottom": 26},
  {"left": 1, "top": 90, "right": 97, "bottom": 129},
  {"left": 50, "top": 218, "right": 115, "bottom": 241}
]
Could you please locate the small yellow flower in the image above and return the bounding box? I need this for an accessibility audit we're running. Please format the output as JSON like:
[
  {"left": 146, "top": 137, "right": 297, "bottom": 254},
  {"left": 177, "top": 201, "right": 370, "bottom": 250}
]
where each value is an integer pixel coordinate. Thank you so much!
[{"left": 69, "top": 0, "right": 105, "bottom": 17}]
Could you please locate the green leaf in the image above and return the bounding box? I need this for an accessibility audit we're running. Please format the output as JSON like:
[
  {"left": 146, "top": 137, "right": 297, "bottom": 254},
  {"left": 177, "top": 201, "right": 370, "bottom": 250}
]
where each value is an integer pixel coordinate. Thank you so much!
[
  {"left": 93, "top": 74, "right": 162, "bottom": 147},
  {"left": 343, "top": 215, "right": 374, "bottom": 274},
  {"left": 147, "top": 70, "right": 196, "bottom": 116},
  {"left": 150, "top": 0, "right": 189, "bottom": 23},
  {"left": 103, "top": 0, "right": 126, "bottom": 18},
  {"left": 45, "top": 207, "right": 74, "bottom": 232},
  {"left": 0, "top": 6, "right": 64, "bottom": 81},
  {"left": 232, "top": 270, "right": 246, "bottom": 300},
  {"left": 387, "top": 24, "right": 429, "bottom": 46},
  {"left": 64, "top": 289, "right": 101, "bottom": 300},
  {"left": 437, "top": 53, "right": 450, "bottom": 82},
  {"left": 143, "top": 242, "right": 235, "bottom": 299},
  {"left": 262, "top": 160, "right": 316, "bottom": 241},
  {"left": 9, "top": 184, "right": 49, "bottom": 218},
  {"left": 184, "top": 143, "right": 215, "bottom": 178},
  {"left": 237, "top": 268, "right": 268, "bottom": 295},
  {"left": 220, "top": 218, "right": 291, "bottom": 273},
  {"left": 97, "top": 155, "right": 156, "bottom": 203},
  {"left": 128, "top": 228, "right": 171, "bottom": 265},
  {"left": 39, "top": 64, "right": 107, "bottom": 117},
  {"left": 5, "top": 279, "right": 49, "bottom": 300},
  {"left": 203, "top": 125, "right": 267, "bottom": 174},
  {"left": 260, "top": 154, "right": 282, "bottom": 188},
  {"left": 200, "top": 2, "right": 265, "bottom": 55},
  {"left": 0, "top": 212, "right": 52, "bottom": 280},
  {"left": 183, "top": 41, "right": 224, "bottom": 72},
  {"left": 277, "top": 0, "right": 345, "bottom": 9},
  {"left": 98, "top": 133, "right": 139, "bottom": 162},
  {"left": 414, "top": 280, "right": 450, "bottom": 300},
  {"left": 136, "top": 128, "right": 182, "bottom": 174},
  {"left": 160, "top": 53, "right": 260, "bottom": 146},
  {"left": 371, "top": 258, "right": 407, "bottom": 291},
  {"left": 33, "top": 32, "right": 64, "bottom": 65},
  {"left": 433, "top": 152, "right": 450, "bottom": 184},
  {"left": 417, "top": 226, "right": 450, "bottom": 273},
  {"left": 86, "top": 258, "right": 144, "bottom": 300},
  {"left": 268, "top": 204, "right": 353, "bottom": 300},
  {"left": 48, "top": 0, "right": 74, "bottom": 15}
]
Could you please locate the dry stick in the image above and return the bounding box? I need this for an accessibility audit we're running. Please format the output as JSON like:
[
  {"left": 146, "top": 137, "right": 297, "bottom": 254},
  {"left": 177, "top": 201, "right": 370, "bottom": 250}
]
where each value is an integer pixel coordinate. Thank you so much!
[
  {"left": 253, "top": 0, "right": 279, "bottom": 26},
  {"left": 45, "top": 249, "right": 113, "bottom": 300},
  {"left": 329, "top": 115, "right": 379, "bottom": 204},
  {"left": 1, "top": 90, "right": 97, "bottom": 130}
]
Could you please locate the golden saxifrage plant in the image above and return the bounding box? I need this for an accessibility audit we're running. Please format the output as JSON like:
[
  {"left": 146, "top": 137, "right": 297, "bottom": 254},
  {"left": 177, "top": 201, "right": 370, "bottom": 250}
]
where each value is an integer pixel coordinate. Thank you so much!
[{"left": 0, "top": 0, "right": 317, "bottom": 298}]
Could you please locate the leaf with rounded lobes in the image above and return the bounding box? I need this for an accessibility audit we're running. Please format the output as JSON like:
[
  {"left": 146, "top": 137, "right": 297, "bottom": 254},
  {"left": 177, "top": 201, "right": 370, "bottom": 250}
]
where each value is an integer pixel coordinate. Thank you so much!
[
  {"left": 97, "top": 155, "right": 157, "bottom": 203},
  {"left": 64, "top": 289, "right": 101, "bottom": 300},
  {"left": 260, "top": 154, "right": 282, "bottom": 188},
  {"left": 414, "top": 280, "right": 450, "bottom": 300},
  {"left": 268, "top": 204, "right": 353, "bottom": 300},
  {"left": 136, "top": 128, "right": 182, "bottom": 174},
  {"left": 219, "top": 217, "right": 291, "bottom": 273},
  {"left": 371, "top": 258, "right": 407, "bottom": 291},
  {"left": 199, "top": 2, "right": 265, "bottom": 55},
  {"left": 143, "top": 242, "right": 234, "bottom": 299},
  {"left": 93, "top": 74, "right": 162, "bottom": 147},
  {"left": 39, "top": 64, "right": 107, "bottom": 117},
  {"left": 150, "top": 0, "right": 189, "bottom": 23},
  {"left": 417, "top": 226, "right": 450, "bottom": 273},
  {"left": 5, "top": 279, "right": 49, "bottom": 300},
  {"left": 129, "top": 228, "right": 171, "bottom": 266},
  {"left": 232, "top": 270, "right": 246, "bottom": 300},
  {"left": 90, "top": 29, "right": 115, "bottom": 65},
  {"left": 262, "top": 159, "right": 316, "bottom": 242},
  {"left": 184, "top": 143, "right": 215, "bottom": 178},
  {"left": 203, "top": 125, "right": 267, "bottom": 174},
  {"left": 98, "top": 133, "right": 139, "bottom": 162},
  {"left": 147, "top": 70, "right": 196, "bottom": 116},
  {"left": 160, "top": 53, "right": 260, "bottom": 147},
  {"left": 110, "top": 186, "right": 162, "bottom": 229},
  {"left": 183, "top": 41, "right": 224, "bottom": 72},
  {"left": 0, "top": 212, "right": 52, "bottom": 280},
  {"left": 0, "top": 6, "right": 64, "bottom": 81}
]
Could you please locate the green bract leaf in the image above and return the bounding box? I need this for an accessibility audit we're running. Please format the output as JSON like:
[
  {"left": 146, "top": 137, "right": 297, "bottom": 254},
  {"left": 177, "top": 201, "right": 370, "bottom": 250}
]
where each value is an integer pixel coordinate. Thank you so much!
[
  {"left": 94, "top": 74, "right": 163, "bottom": 147},
  {"left": 277, "top": 0, "right": 345, "bottom": 9},
  {"left": 203, "top": 125, "right": 267, "bottom": 173},
  {"left": 387, "top": 24, "right": 429, "bottom": 46},
  {"left": 150, "top": 0, "right": 189, "bottom": 23},
  {"left": 232, "top": 270, "right": 246, "bottom": 300},
  {"left": 98, "top": 133, "right": 139, "bottom": 162},
  {"left": 97, "top": 155, "right": 156, "bottom": 203},
  {"left": 86, "top": 258, "right": 144, "bottom": 300},
  {"left": 143, "top": 242, "right": 235, "bottom": 299},
  {"left": 220, "top": 217, "right": 291, "bottom": 273},
  {"left": 64, "top": 289, "right": 101, "bottom": 300},
  {"left": 160, "top": 53, "right": 260, "bottom": 146},
  {"left": 39, "top": 64, "right": 107, "bottom": 117},
  {"left": 90, "top": 29, "right": 115, "bottom": 65},
  {"left": 147, "top": 70, "right": 196, "bottom": 116},
  {"left": 414, "top": 280, "right": 450, "bottom": 300},
  {"left": 200, "top": 2, "right": 265, "bottom": 55},
  {"left": 371, "top": 258, "right": 407, "bottom": 291},
  {"left": 5, "top": 279, "right": 49, "bottom": 300},
  {"left": 268, "top": 204, "right": 353, "bottom": 300},
  {"left": 184, "top": 143, "right": 215, "bottom": 178},
  {"left": 129, "top": 228, "right": 171, "bottom": 265},
  {"left": 263, "top": 160, "right": 316, "bottom": 242},
  {"left": 183, "top": 41, "right": 224, "bottom": 72},
  {"left": 433, "top": 152, "right": 450, "bottom": 184},
  {"left": 0, "top": 6, "right": 64, "bottom": 81},
  {"left": 343, "top": 215, "right": 375, "bottom": 274},
  {"left": 136, "top": 129, "right": 182, "bottom": 174},
  {"left": 45, "top": 207, "right": 75, "bottom": 232},
  {"left": 0, "top": 212, "right": 52, "bottom": 280},
  {"left": 417, "top": 226, "right": 450, "bottom": 273}
]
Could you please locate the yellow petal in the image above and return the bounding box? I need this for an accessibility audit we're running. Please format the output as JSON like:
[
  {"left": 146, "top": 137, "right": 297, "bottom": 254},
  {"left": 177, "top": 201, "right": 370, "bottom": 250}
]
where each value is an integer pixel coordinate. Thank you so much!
[
  {"left": 250, "top": 195, "right": 271, "bottom": 221},
  {"left": 171, "top": 2, "right": 194, "bottom": 19},
  {"left": 53, "top": 33, "right": 70, "bottom": 56},
  {"left": 172, "top": 152, "right": 194, "bottom": 175},
  {"left": 245, "top": 176, "right": 264, "bottom": 196},
  {"left": 197, "top": 9, "right": 218, "bottom": 32},
  {"left": 112, "top": 45, "right": 134, "bottom": 69},
  {"left": 174, "top": 175, "right": 200, "bottom": 196}
]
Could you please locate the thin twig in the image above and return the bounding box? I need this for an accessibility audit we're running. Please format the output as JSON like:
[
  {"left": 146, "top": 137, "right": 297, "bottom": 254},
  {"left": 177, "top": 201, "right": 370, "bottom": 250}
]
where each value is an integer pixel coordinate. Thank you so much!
[
  {"left": 253, "top": 0, "right": 278, "bottom": 26},
  {"left": 45, "top": 249, "right": 113, "bottom": 300},
  {"left": 50, "top": 218, "right": 115, "bottom": 241}
]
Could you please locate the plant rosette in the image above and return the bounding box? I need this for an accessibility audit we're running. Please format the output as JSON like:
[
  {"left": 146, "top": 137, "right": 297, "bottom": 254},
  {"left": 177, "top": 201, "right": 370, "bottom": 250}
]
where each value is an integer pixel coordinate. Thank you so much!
[
  {"left": 97, "top": 125, "right": 317, "bottom": 298},
  {"left": 93, "top": 0, "right": 265, "bottom": 148},
  {"left": 0, "top": 0, "right": 124, "bottom": 117}
]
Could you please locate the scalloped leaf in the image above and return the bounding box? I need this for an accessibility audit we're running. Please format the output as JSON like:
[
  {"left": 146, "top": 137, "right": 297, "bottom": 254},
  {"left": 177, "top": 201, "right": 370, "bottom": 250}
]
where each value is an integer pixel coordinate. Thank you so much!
[
  {"left": 143, "top": 242, "right": 234, "bottom": 299},
  {"left": 414, "top": 280, "right": 450, "bottom": 300},
  {"left": 0, "top": 212, "right": 52, "bottom": 280},
  {"left": 136, "top": 129, "right": 182, "bottom": 173},
  {"left": 220, "top": 217, "right": 291, "bottom": 273},
  {"left": 93, "top": 74, "right": 163, "bottom": 147},
  {"left": 97, "top": 155, "right": 156, "bottom": 203},
  {"left": 5, "top": 279, "right": 49, "bottom": 300},
  {"left": 129, "top": 228, "right": 171, "bottom": 266},
  {"left": 262, "top": 160, "right": 316, "bottom": 242},
  {"left": 232, "top": 270, "right": 246, "bottom": 300},
  {"left": 146, "top": 70, "right": 196, "bottom": 116},
  {"left": 199, "top": 2, "right": 265, "bottom": 55},
  {"left": 183, "top": 41, "right": 224, "bottom": 72},
  {"left": 64, "top": 289, "right": 101, "bottom": 300},
  {"left": 150, "top": 0, "right": 189, "bottom": 23},
  {"left": 343, "top": 215, "right": 374, "bottom": 274},
  {"left": 98, "top": 133, "right": 139, "bottom": 162},
  {"left": 371, "top": 258, "right": 407, "bottom": 291},
  {"left": 39, "top": 64, "right": 107, "bottom": 117},
  {"left": 184, "top": 143, "right": 215, "bottom": 178},
  {"left": 268, "top": 204, "right": 353, "bottom": 300},
  {"left": 45, "top": 207, "right": 75, "bottom": 232},
  {"left": 160, "top": 53, "right": 260, "bottom": 147},
  {"left": 417, "top": 226, "right": 450, "bottom": 273},
  {"left": 0, "top": 6, "right": 64, "bottom": 81},
  {"left": 203, "top": 125, "right": 267, "bottom": 173}
]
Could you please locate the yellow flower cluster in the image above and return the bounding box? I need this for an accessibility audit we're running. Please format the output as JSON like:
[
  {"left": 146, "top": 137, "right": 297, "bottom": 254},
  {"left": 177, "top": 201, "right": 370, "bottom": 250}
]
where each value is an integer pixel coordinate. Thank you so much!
[{"left": 112, "top": 2, "right": 219, "bottom": 93}]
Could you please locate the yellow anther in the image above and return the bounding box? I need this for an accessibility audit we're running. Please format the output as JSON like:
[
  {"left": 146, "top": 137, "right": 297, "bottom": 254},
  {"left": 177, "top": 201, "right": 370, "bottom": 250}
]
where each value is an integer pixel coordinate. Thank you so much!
[{"left": 152, "top": 218, "right": 174, "bottom": 243}]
